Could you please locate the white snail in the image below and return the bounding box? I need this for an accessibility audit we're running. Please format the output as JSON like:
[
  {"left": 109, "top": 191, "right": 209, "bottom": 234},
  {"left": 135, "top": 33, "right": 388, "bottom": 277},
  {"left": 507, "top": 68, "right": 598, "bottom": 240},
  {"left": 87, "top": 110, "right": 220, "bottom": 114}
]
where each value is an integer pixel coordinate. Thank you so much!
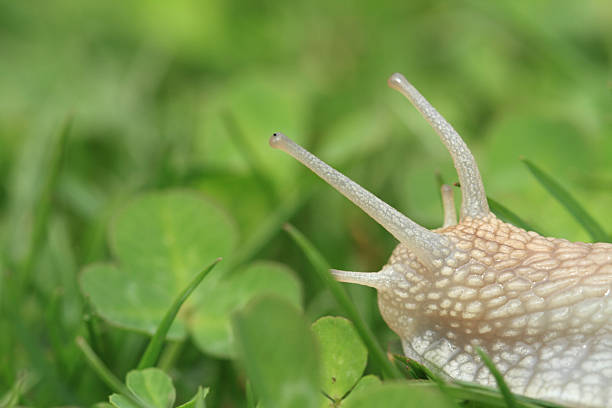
[{"left": 270, "top": 73, "right": 612, "bottom": 408}]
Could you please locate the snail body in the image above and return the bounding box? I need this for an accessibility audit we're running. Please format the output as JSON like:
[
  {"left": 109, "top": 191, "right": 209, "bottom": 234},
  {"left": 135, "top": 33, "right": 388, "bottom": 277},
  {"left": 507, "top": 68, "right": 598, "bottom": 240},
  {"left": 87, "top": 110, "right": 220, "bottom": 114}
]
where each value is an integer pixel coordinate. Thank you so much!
[{"left": 270, "top": 73, "right": 612, "bottom": 407}]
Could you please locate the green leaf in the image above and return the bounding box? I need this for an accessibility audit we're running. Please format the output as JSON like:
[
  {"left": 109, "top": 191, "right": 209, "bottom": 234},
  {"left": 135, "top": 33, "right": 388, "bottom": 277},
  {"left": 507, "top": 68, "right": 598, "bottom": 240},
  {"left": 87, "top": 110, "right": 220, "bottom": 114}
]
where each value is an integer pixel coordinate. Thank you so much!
[
  {"left": 311, "top": 317, "right": 367, "bottom": 400},
  {"left": 232, "top": 296, "right": 321, "bottom": 408},
  {"left": 190, "top": 261, "right": 302, "bottom": 358},
  {"left": 340, "top": 375, "right": 381, "bottom": 405},
  {"left": 110, "top": 191, "right": 237, "bottom": 287},
  {"left": 522, "top": 158, "right": 609, "bottom": 242},
  {"left": 138, "top": 259, "right": 221, "bottom": 369},
  {"left": 283, "top": 224, "right": 402, "bottom": 380},
  {"left": 81, "top": 263, "right": 186, "bottom": 339},
  {"left": 109, "top": 394, "right": 141, "bottom": 408},
  {"left": 80, "top": 190, "right": 238, "bottom": 338},
  {"left": 342, "top": 383, "right": 455, "bottom": 408},
  {"left": 176, "top": 387, "right": 209, "bottom": 408},
  {"left": 93, "top": 403, "right": 116, "bottom": 408},
  {"left": 126, "top": 368, "right": 176, "bottom": 408}
]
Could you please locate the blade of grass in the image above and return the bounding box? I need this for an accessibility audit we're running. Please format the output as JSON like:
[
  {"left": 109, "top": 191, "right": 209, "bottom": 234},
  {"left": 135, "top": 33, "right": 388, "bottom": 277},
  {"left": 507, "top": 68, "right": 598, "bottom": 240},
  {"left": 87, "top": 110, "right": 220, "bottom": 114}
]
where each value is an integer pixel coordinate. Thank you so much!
[
  {"left": 137, "top": 258, "right": 222, "bottom": 369},
  {"left": 521, "top": 158, "right": 609, "bottom": 242},
  {"left": 392, "top": 354, "right": 459, "bottom": 407},
  {"left": 157, "top": 341, "right": 185, "bottom": 372},
  {"left": 45, "top": 289, "right": 68, "bottom": 376},
  {"left": 392, "top": 354, "right": 432, "bottom": 380},
  {"left": 19, "top": 115, "right": 72, "bottom": 291},
  {"left": 222, "top": 111, "right": 279, "bottom": 203},
  {"left": 446, "top": 380, "right": 554, "bottom": 408},
  {"left": 487, "top": 197, "right": 541, "bottom": 234},
  {"left": 283, "top": 223, "right": 402, "bottom": 380},
  {"left": 475, "top": 347, "right": 517, "bottom": 408},
  {"left": 83, "top": 302, "right": 105, "bottom": 361},
  {"left": 5, "top": 305, "right": 74, "bottom": 402},
  {"left": 412, "top": 382, "right": 535, "bottom": 408},
  {"left": 245, "top": 380, "right": 256, "bottom": 408},
  {"left": 75, "top": 336, "right": 134, "bottom": 401},
  {"left": 0, "top": 371, "right": 39, "bottom": 408}
]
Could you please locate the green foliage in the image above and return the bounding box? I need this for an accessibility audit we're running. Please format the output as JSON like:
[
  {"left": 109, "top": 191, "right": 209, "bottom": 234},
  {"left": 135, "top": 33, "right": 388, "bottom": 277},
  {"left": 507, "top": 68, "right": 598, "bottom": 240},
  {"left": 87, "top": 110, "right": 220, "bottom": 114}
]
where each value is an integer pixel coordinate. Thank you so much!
[
  {"left": 80, "top": 190, "right": 301, "bottom": 359},
  {"left": 107, "top": 368, "right": 208, "bottom": 408},
  {"left": 284, "top": 224, "right": 402, "bottom": 380},
  {"left": 522, "top": 159, "right": 610, "bottom": 242},
  {"left": 232, "top": 296, "right": 322, "bottom": 408},
  {"left": 487, "top": 197, "right": 539, "bottom": 235},
  {"left": 190, "top": 261, "right": 302, "bottom": 358},
  {"left": 341, "top": 375, "right": 382, "bottom": 403},
  {"left": 119, "top": 369, "right": 175, "bottom": 408},
  {"left": 80, "top": 191, "right": 236, "bottom": 338},
  {"left": 176, "top": 387, "right": 209, "bottom": 408},
  {"left": 138, "top": 259, "right": 221, "bottom": 369},
  {"left": 312, "top": 317, "right": 367, "bottom": 401},
  {"left": 1, "top": 1, "right": 611, "bottom": 407},
  {"left": 342, "top": 383, "right": 455, "bottom": 408}
]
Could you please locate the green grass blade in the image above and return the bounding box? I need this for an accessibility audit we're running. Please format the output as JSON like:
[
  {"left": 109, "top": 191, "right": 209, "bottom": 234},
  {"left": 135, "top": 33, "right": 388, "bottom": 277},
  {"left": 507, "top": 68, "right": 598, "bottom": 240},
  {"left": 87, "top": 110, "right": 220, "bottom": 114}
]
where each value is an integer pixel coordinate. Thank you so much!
[
  {"left": 392, "top": 354, "right": 432, "bottom": 380},
  {"left": 0, "top": 372, "right": 38, "bottom": 408},
  {"left": 137, "top": 258, "right": 222, "bottom": 369},
  {"left": 45, "top": 289, "right": 69, "bottom": 375},
  {"left": 75, "top": 336, "right": 133, "bottom": 399},
  {"left": 487, "top": 197, "right": 540, "bottom": 234},
  {"left": 157, "top": 341, "right": 185, "bottom": 372},
  {"left": 522, "top": 158, "right": 609, "bottom": 242},
  {"left": 476, "top": 347, "right": 517, "bottom": 408},
  {"left": 245, "top": 380, "right": 256, "bottom": 408},
  {"left": 424, "top": 382, "right": 538, "bottom": 408},
  {"left": 222, "top": 111, "right": 279, "bottom": 203},
  {"left": 452, "top": 381, "right": 564, "bottom": 408},
  {"left": 19, "top": 115, "right": 72, "bottom": 290},
  {"left": 283, "top": 224, "right": 402, "bottom": 380},
  {"left": 392, "top": 354, "right": 460, "bottom": 407}
]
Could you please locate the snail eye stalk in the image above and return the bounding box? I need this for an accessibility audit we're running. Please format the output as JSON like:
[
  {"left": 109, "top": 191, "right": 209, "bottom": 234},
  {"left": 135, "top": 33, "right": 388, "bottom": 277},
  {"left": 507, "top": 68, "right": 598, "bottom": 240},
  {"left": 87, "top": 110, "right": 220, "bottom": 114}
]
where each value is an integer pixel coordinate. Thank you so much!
[
  {"left": 269, "top": 132, "right": 450, "bottom": 263},
  {"left": 388, "top": 73, "right": 489, "bottom": 219}
]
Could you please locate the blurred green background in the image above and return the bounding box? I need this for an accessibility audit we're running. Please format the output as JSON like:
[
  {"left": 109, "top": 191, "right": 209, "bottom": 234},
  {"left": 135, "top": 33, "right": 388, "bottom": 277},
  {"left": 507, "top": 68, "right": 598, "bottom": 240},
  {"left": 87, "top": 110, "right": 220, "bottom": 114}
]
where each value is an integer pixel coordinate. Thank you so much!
[{"left": 1, "top": 0, "right": 611, "bottom": 406}]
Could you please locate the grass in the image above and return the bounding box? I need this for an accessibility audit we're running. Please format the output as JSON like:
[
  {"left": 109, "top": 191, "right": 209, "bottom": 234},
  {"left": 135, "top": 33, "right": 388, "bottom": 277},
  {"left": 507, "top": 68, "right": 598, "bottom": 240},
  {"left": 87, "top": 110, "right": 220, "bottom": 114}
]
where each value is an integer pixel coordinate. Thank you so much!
[{"left": 1, "top": 1, "right": 611, "bottom": 407}]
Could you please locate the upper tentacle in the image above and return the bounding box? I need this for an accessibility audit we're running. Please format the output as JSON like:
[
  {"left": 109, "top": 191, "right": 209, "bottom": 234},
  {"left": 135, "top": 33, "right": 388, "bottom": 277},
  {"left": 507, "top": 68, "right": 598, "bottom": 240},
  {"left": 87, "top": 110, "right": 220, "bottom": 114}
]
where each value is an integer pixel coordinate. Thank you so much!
[
  {"left": 270, "top": 132, "right": 451, "bottom": 263},
  {"left": 388, "top": 73, "right": 489, "bottom": 219}
]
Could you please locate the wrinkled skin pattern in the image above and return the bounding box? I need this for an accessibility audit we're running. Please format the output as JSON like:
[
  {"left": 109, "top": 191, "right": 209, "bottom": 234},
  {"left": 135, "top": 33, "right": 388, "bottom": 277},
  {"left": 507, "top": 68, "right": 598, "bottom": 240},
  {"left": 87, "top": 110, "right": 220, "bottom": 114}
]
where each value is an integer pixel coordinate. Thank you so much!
[{"left": 378, "top": 213, "right": 612, "bottom": 407}]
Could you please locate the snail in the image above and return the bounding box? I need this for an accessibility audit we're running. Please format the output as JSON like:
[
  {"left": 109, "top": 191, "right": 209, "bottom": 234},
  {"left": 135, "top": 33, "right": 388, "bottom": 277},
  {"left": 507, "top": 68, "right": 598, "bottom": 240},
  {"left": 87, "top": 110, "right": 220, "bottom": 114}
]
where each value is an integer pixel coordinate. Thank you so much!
[{"left": 270, "top": 73, "right": 612, "bottom": 408}]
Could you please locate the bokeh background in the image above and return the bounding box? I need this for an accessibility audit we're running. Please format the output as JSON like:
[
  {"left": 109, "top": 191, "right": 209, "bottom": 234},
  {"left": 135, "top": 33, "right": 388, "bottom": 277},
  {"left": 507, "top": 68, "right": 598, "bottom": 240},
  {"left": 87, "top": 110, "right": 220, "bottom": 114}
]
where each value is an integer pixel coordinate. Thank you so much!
[{"left": 1, "top": 1, "right": 611, "bottom": 406}]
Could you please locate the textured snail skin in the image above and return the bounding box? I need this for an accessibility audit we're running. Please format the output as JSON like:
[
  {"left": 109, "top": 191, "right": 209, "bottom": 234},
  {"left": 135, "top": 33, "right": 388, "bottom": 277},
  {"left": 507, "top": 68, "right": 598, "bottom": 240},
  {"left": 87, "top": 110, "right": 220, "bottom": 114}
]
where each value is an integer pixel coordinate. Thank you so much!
[
  {"left": 271, "top": 73, "right": 612, "bottom": 407},
  {"left": 381, "top": 216, "right": 612, "bottom": 407}
]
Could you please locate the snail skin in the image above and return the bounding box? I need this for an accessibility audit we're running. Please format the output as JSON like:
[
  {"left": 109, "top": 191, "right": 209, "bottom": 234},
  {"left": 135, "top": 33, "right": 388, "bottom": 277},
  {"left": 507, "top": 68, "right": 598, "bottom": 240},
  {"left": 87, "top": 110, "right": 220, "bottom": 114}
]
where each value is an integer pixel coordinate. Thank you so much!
[{"left": 270, "top": 73, "right": 612, "bottom": 408}]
